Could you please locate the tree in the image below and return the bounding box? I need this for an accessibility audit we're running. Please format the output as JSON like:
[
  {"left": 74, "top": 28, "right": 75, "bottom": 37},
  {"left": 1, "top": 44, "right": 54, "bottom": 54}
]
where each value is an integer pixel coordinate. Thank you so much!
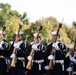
[
  {"left": 20, "top": 12, "right": 29, "bottom": 25},
  {"left": 0, "top": 3, "right": 10, "bottom": 27},
  {"left": 0, "top": 3, "right": 29, "bottom": 27},
  {"left": 0, "top": 3, "right": 29, "bottom": 42},
  {"left": 0, "top": 3, "right": 21, "bottom": 27},
  {"left": 72, "top": 21, "right": 76, "bottom": 29}
]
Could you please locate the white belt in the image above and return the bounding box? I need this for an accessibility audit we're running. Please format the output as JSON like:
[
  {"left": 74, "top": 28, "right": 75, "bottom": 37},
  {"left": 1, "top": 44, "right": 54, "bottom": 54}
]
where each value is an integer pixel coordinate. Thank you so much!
[
  {"left": 55, "top": 60, "right": 64, "bottom": 71},
  {"left": 55, "top": 60, "right": 64, "bottom": 64},
  {"left": 18, "top": 57, "right": 25, "bottom": 60},
  {"left": 18, "top": 57, "right": 25, "bottom": 67},
  {"left": 32, "top": 59, "right": 44, "bottom": 71},
  {"left": 32, "top": 59, "right": 44, "bottom": 63},
  {"left": 73, "top": 72, "right": 76, "bottom": 74}
]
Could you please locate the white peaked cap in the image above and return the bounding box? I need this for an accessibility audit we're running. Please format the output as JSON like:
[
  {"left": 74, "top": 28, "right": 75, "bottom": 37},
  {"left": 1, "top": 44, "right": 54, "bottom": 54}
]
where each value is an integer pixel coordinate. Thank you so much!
[
  {"left": 33, "top": 33, "right": 42, "bottom": 37},
  {"left": 16, "top": 31, "right": 24, "bottom": 35},
  {"left": 52, "top": 31, "right": 61, "bottom": 35},
  {"left": 69, "top": 45, "right": 74, "bottom": 49},
  {"left": 0, "top": 30, "right": 6, "bottom": 34}
]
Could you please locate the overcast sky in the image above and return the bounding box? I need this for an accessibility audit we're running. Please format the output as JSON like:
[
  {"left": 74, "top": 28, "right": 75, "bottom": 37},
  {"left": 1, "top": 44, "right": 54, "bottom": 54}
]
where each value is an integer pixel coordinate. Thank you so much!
[{"left": 0, "top": 0, "right": 76, "bottom": 27}]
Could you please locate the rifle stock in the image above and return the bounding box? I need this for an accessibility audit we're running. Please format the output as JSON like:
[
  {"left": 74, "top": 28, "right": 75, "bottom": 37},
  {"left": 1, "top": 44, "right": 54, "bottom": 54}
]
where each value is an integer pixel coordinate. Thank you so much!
[
  {"left": 11, "top": 24, "right": 22, "bottom": 67},
  {"left": 69, "top": 72, "right": 72, "bottom": 75},
  {"left": 48, "top": 47, "right": 55, "bottom": 69},
  {"left": 11, "top": 47, "right": 17, "bottom": 67},
  {"left": 48, "top": 23, "right": 62, "bottom": 69},
  {"left": 26, "top": 31, "right": 40, "bottom": 70},
  {"left": 26, "top": 48, "right": 35, "bottom": 69},
  {"left": 26, "top": 25, "right": 43, "bottom": 70}
]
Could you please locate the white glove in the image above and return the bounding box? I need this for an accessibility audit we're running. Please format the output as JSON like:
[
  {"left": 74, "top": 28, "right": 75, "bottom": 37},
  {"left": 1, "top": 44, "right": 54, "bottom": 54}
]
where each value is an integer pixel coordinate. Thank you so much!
[
  {"left": 27, "top": 56, "right": 33, "bottom": 60},
  {"left": 13, "top": 43, "right": 19, "bottom": 49},
  {"left": 10, "top": 53, "right": 16, "bottom": 58},
  {"left": 32, "top": 44, "right": 38, "bottom": 50},
  {"left": 44, "top": 66, "right": 49, "bottom": 70},
  {"left": 48, "top": 55, "right": 55, "bottom": 60},
  {"left": 66, "top": 67, "right": 73, "bottom": 72},
  {"left": 52, "top": 42, "right": 60, "bottom": 50}
]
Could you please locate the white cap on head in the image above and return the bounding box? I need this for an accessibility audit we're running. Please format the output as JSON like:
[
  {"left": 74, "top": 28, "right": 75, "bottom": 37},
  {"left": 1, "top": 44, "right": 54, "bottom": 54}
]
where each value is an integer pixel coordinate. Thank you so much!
[
  {"left": 69, "top": 45, "right": 74, "bottom": 49},
  {"left": 16, "top": 31, "right": 23, "bottom": 35},
  {"left": 33, "top": 33, "right": 42, "bottom": 37},
  {"left": 52, "top": 31, "right": 61, "bottom": 35},
  {"left": 0, "top": 30, "right": 6, "bottom": 35}
]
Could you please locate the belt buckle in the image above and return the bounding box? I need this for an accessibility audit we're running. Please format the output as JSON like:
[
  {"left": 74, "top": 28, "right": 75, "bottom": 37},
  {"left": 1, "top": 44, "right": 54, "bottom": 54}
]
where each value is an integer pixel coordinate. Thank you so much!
[
  {"left": 61, "top": 60, "right": 64, "bottom": 64},
  {"left": 0, "top": 56, "right": 4, "bottom": 58},
  {"left": 35, "top": 60, "right": 38, "bottom": 63}
]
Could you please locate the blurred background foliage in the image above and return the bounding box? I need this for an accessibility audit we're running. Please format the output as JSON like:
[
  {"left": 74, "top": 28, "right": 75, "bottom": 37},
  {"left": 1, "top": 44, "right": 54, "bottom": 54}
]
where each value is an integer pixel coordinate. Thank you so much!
[{"left": 0, "top": 3, "right": 76, "bottom": 46}]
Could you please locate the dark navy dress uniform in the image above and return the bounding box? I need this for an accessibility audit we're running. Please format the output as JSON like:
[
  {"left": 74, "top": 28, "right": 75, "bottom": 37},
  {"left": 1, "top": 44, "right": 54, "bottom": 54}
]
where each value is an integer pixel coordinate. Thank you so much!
[
  {"left": 27, "top": 43, "right": 46, "bottom": 75},
  {"left": 64, "top": 54, "right": 76, "bottom": 75},
  {"left": 0, "top": 40, "right": 9, "bottom": 75},
  {"left": 46, "top": 42, "right": 66, "bottom": 75},
  {"left": 53, "top": 42, "right": 66, "bottom": 75},
  {"left": 10, "top": 40, "right": 28, "bottom": 75}
]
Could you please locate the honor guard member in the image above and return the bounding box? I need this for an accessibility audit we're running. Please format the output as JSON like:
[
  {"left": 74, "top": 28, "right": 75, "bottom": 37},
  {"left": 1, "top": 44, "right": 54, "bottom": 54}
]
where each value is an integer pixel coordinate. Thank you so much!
[
  {"left": 64, "top": 45, "right": 76, "bottom": 75},
  {"left": 10, "top": 31, "right": 28, "bottom": 75},
  {"left": 45, "top": 31, "right": 66, "bottom": 75},
  {"left": 0, "top": 30, "right": 9, "bottom": 75},
  {"left": 27, "top": 32, "right": 46, "bottom": 75}
]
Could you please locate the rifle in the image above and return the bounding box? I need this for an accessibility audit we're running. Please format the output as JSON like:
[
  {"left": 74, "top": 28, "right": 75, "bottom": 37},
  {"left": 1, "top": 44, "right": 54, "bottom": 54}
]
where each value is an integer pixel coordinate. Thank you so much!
[
  {"left": 11, "top": 24, "right": 22, "bottom": 67},
  {"left": 48, "top": 23, "right": 62, "bottom": 69},
  {"left": 26, "top": 25, "right": 43, "bottom": 70},
  {"left": 2, "top": 25, "right": 6, "bottom": 32}
]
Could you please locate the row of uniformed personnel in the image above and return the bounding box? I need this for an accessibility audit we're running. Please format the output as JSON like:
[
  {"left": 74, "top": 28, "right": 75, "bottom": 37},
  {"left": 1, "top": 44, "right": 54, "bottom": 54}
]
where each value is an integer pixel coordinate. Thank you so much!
[{"left": 0, "top": 30, "right": 76, "bottom": 75}]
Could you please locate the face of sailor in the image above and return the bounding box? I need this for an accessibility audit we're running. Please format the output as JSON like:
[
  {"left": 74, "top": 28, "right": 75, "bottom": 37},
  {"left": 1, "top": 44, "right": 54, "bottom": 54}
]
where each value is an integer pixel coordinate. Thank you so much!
[
  {"left": 52, "top": 34, "right": 58, "bottom": 42},
  {"left": 19, "top": 34, "right": 23, "bottom": 41},
  {"left": 15, "top": 34, "right": 20, "bottom": 42},
  {"left": 69, "top": 48, "right": 74, "bottom": 56},
  {"left": 52, "top": 34, "right": 61, "bottom": 42}
]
